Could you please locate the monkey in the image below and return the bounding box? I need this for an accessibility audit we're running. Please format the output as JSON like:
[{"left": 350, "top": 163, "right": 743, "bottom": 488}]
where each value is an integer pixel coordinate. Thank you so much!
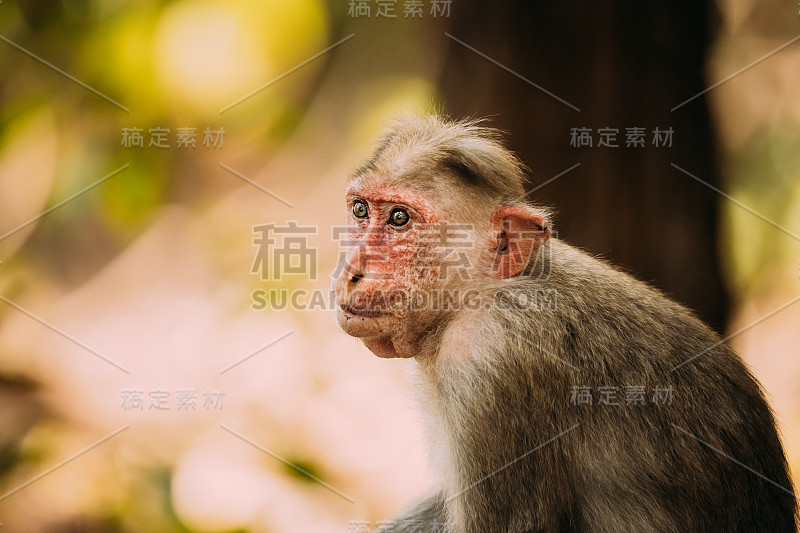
[{"left": 332, "top": 114, "right": 798, "bottom": 532}]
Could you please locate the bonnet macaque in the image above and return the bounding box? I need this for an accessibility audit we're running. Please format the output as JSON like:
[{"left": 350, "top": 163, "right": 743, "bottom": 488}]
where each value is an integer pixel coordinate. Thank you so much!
[{"left": 333, "top": 114, "right": 797, "bottom": 532}]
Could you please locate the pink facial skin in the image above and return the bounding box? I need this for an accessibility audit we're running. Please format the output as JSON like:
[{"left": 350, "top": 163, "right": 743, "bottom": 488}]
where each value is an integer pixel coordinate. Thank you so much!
[
  {"left": 333, "top": 175, "right": 445, "bottom": 358},
  {"left": 333, "top": 175, "right": 549, "bottom": 358}
]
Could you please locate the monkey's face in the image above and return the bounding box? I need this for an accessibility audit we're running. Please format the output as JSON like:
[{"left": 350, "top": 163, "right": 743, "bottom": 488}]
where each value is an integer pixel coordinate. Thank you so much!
[{"left": 333, "top": 176, "right": 485, "bottom": 358}]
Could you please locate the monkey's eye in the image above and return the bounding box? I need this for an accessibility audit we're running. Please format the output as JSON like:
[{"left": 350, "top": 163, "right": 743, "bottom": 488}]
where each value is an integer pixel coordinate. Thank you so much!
[
  {"left": 388, "top": 208, "right": 410, "bottom": 227},
  {"left": 352, "top": 201, "right": 368, "bottom": 219}
]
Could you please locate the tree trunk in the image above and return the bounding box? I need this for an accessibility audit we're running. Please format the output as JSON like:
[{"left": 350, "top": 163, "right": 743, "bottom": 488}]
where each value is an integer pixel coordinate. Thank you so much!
[{"left": 439, "top": 2, "right": 729, "bottom": 332}]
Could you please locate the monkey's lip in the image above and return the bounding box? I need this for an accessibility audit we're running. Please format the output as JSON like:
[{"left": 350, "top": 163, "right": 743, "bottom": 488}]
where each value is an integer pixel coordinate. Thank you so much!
[{"left": 339, "top": 304, "right": 385, "bottom": 318}]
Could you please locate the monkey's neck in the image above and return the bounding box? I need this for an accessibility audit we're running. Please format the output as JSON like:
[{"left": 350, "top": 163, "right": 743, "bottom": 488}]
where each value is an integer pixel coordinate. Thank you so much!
[
  {"left": 412, "top": 307, "right": 538, "bottom": 532},
  {"left": 365, "top": 332, "right": 444, "bottom": 359}
]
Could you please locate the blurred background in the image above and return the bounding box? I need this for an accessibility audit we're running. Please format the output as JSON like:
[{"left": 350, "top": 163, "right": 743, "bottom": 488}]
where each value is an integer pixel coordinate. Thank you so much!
[{"left": 0, "top": 0, "right": 798, "bottom": 531}]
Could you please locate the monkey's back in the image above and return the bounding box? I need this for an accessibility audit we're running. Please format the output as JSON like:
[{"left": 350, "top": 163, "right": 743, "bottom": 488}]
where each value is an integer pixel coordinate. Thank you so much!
[{"left": 434, "top": 240, "right": 798, "bottom": 532}]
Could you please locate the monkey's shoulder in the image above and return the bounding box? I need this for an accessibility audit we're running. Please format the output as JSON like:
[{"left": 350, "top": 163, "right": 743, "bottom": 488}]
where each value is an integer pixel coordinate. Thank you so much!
[
  {"left": 502, "top": 240, "right": 744, "bottom": 375},
  {"left": 539, "top": 240, "right": 713, "bottom": 334}
]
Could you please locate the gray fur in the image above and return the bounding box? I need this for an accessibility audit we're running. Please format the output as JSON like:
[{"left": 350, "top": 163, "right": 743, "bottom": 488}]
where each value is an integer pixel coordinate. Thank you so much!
[
  {"left": 347, "top": 115, "right": 798, "bottom": 532},
  {"left": 412, "top": 240, "right": 798, "bottom": 532}
]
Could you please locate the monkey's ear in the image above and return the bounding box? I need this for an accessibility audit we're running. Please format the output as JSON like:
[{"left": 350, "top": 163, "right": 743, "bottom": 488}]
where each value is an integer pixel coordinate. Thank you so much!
[{"left": 488, "top": 206, "right": 550, "bottom": 279}]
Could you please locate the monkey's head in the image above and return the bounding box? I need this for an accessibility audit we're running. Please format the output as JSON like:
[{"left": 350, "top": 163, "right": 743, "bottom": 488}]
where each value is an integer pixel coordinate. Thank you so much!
[{"left": 333, "top": 114, "right": 550, "bottom": 358}]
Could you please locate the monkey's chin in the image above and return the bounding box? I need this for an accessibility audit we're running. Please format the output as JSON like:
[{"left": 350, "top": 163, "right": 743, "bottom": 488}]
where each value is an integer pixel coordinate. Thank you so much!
[
  {"left": 361, "top": 336, "right": 402, "bottom": 358},
  {"left": 336, "top": 308, "right": 408, "bottom": 358}
]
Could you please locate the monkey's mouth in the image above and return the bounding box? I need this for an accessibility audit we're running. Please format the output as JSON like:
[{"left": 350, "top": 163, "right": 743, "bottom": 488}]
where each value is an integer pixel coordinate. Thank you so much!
[{"left": 339, "top": 304, "right": 385, "bottom": 318}]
